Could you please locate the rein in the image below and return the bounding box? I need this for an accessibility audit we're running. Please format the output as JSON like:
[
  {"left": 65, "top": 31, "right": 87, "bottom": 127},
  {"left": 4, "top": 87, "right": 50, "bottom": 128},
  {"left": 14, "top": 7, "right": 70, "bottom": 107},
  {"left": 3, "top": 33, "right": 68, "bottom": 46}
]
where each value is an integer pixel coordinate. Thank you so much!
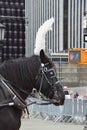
[
  {"left": 0, "top": 77, "right": 29, "bottom": 97},
  {"left": 0, "top": 75, "right": 28, "bottom": 110},
  {"left": 27, "top": 100, "right": 52, "bottom": 106}
]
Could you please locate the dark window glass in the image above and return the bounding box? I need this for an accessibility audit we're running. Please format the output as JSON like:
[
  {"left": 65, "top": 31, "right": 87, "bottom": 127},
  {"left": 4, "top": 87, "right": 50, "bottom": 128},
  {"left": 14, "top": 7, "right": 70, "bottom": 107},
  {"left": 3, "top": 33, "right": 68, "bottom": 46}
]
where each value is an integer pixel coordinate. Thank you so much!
[{"left": 63, "top": 0, "right": 68, "bottom": 50}]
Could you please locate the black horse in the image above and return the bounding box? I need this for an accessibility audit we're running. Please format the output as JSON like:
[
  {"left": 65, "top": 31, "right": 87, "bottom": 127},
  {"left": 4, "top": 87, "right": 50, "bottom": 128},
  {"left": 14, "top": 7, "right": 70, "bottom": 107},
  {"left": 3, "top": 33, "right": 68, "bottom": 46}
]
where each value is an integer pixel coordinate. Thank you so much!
[{"left": 0, "top": 49, "right": 65, "bottom": 130}]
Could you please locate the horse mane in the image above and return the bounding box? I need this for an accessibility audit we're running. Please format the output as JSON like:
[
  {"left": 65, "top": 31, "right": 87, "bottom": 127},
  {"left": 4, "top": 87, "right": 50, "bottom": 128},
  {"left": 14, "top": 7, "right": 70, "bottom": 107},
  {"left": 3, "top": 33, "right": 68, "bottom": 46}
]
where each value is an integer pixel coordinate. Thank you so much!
[{"left": 0, "top": 55, "right": 41, "bottom": 92}]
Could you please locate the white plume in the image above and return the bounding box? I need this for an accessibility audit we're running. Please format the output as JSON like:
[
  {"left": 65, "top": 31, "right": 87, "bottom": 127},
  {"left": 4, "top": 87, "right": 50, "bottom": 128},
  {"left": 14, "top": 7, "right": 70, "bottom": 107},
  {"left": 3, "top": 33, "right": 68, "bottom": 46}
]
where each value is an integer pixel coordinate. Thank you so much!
[{"left": 34, "top": 17, "right": 54, "bottom": 55}]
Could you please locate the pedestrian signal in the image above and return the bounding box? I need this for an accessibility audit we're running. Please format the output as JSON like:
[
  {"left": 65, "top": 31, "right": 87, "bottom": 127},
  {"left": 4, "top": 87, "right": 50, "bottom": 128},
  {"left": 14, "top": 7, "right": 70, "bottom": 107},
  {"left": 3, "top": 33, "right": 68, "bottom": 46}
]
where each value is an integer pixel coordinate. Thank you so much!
[{"left": 68, "top": 48, "right": 87, "bottom": 64}]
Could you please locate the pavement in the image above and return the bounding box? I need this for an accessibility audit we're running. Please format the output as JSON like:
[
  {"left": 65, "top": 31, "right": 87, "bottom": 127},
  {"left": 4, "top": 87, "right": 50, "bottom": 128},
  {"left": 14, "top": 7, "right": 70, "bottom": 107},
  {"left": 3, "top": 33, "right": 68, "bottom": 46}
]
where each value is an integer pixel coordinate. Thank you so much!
[{"left": 20, "top": 117, "right": 84, "bottom": 130}]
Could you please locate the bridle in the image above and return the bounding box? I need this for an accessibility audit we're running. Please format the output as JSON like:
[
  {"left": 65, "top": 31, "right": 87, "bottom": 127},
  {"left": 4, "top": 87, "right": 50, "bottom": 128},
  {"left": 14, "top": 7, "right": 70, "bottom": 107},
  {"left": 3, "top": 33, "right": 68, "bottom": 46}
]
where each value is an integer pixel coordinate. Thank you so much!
[
  {"left": 35, "top": 63, "right": 60, "bottom": 104},
  {"left": 39, "top": 63, "right": 57, "bottom": 90}
]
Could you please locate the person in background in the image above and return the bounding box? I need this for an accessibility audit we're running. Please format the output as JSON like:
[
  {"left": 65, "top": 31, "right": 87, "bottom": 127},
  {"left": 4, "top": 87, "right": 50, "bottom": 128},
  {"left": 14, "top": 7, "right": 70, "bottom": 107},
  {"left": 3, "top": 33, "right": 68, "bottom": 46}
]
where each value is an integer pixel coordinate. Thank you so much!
[
  {"left": 63, "top": 86, "right": 70, "bottom": 99},
  {"left": 63, "top": 86, "right": 69, "bottom": 95},
  {"left": 74, "top": 92, "right": 79, "bottom": 98},
  {"left": 69, "top": 91, "right": 74, "bottom": 98}
]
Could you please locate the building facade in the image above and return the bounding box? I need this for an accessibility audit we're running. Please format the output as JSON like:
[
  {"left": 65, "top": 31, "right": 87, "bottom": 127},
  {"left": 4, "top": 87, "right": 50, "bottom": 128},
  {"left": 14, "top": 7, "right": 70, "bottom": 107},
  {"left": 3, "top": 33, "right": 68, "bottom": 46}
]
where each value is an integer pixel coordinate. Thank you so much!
[
  {"left": 0, "top": 0, "right": 87, "bottom": 61},
  {"left": 25, "top": 0, "right": 87, "bottom": 56},
  {"left": 0, "top": 0, "right": 25, "bottom": 61}
]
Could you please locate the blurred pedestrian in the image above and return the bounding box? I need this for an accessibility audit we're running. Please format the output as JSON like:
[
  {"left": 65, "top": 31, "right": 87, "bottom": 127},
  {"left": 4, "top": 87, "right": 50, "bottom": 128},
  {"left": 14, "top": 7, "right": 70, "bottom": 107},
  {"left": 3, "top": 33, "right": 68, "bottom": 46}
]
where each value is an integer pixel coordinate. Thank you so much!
[
  {"left": 69, "top": 91, "right": 74, "bottom": 98},
  {"left": 74, "top": 92, "right": 79, "bottom": 98},
  {"left": 63, "top": 86, "right": 70, "bottom": 99}
]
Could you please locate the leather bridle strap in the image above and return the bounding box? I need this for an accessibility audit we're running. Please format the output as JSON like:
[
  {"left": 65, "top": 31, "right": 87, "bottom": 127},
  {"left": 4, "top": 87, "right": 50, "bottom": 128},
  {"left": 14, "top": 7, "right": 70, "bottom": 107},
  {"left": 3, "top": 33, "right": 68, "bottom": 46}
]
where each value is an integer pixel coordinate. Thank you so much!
[
  {"left": 0, "top": 75, "right": 27, "bottom": 110},
  {"left": 0, "top": 75, "right": 29, "bottom": 96}
]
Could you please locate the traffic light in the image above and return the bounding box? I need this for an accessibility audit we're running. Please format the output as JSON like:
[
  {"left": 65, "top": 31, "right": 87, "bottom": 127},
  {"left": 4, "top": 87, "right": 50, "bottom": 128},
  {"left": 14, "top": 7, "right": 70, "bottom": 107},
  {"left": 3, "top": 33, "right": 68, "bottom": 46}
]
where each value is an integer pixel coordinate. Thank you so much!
[{"left": 68, "top": 48, "right": 87, "bottom": 64}]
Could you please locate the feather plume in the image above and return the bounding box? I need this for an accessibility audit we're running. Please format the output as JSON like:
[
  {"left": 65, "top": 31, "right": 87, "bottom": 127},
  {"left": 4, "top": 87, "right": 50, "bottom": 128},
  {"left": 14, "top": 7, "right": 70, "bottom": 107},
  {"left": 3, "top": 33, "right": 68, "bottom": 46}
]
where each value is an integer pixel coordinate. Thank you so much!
[{"left": 34, "top": 17, "right": 54, "bottom": 55}]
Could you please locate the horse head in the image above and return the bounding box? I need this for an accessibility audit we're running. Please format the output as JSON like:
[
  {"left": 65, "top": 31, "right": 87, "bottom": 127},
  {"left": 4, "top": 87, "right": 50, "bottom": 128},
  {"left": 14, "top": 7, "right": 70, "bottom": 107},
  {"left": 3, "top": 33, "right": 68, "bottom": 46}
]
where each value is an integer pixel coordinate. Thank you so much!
[{"left": 35, "top": 49, "right": 65, "bottom": 105}]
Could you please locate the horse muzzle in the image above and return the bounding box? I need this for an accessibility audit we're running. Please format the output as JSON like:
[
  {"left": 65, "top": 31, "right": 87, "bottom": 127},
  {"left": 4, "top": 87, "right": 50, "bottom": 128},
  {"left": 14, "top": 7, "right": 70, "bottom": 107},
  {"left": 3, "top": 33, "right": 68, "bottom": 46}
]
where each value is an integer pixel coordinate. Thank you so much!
[
  {"left": 51, "top": 92, "right": 65, "bottom": 106},
  {"left": 50, "top": 98, "right": 65, "bottom": 106}
]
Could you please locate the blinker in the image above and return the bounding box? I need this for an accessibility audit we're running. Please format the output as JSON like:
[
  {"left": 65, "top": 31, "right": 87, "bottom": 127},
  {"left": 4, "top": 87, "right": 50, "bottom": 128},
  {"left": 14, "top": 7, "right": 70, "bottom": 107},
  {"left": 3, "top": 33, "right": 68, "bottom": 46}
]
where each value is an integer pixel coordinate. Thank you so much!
[{"left": 44, "top": 68, "right": 56, "bottom": 78}]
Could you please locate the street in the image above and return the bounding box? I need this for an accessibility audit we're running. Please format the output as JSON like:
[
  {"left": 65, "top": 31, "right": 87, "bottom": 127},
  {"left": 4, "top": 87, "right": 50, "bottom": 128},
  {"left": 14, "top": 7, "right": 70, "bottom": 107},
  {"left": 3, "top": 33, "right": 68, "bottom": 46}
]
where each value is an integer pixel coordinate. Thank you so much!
[{"left": 20, "top": 117, "right": 84, "bottom": 130}]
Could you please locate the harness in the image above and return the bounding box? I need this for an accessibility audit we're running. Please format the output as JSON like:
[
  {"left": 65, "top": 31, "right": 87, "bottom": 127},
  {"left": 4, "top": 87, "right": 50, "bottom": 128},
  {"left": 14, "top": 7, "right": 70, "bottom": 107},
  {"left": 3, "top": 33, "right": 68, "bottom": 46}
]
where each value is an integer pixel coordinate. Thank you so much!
[{"left": 0, "top": 75, "right": 28, "bottom": 111}]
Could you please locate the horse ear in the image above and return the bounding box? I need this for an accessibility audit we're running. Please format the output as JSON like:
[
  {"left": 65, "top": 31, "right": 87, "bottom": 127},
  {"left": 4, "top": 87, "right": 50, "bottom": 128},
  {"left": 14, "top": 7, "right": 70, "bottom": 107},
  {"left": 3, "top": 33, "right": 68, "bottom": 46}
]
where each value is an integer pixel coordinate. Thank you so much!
[
  {"left": 40, "top": 49, "right": 45, "bottom": 57},
  {"left": 40, "top": 49, "right": 46, "bottom": 63},
  {"left": 40, "top": 49, "right": 53, "bottom": 67}
]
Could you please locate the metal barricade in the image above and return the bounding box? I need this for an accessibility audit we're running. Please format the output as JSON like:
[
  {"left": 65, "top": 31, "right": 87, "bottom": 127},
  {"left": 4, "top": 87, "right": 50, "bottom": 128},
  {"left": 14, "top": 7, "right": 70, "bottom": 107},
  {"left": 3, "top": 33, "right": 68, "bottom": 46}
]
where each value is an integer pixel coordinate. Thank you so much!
[{"left": 28, "top": 97, "right": 87, "bottom": 124}]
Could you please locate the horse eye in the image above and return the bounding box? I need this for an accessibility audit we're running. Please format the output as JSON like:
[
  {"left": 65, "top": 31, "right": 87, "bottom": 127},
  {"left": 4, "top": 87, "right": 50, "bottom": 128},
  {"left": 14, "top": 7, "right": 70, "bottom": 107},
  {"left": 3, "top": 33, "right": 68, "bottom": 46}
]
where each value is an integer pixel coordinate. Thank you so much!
[{"left": 44, "top": 67, "right": 47, "bottom": 72}]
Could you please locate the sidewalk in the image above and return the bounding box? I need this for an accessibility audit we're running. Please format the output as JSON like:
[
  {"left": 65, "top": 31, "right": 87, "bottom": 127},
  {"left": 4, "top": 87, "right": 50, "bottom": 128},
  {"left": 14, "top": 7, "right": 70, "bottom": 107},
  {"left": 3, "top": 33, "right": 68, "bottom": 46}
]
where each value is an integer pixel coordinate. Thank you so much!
[{"left": 20, "top": 117, "right": 84, "bottom": 130}]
